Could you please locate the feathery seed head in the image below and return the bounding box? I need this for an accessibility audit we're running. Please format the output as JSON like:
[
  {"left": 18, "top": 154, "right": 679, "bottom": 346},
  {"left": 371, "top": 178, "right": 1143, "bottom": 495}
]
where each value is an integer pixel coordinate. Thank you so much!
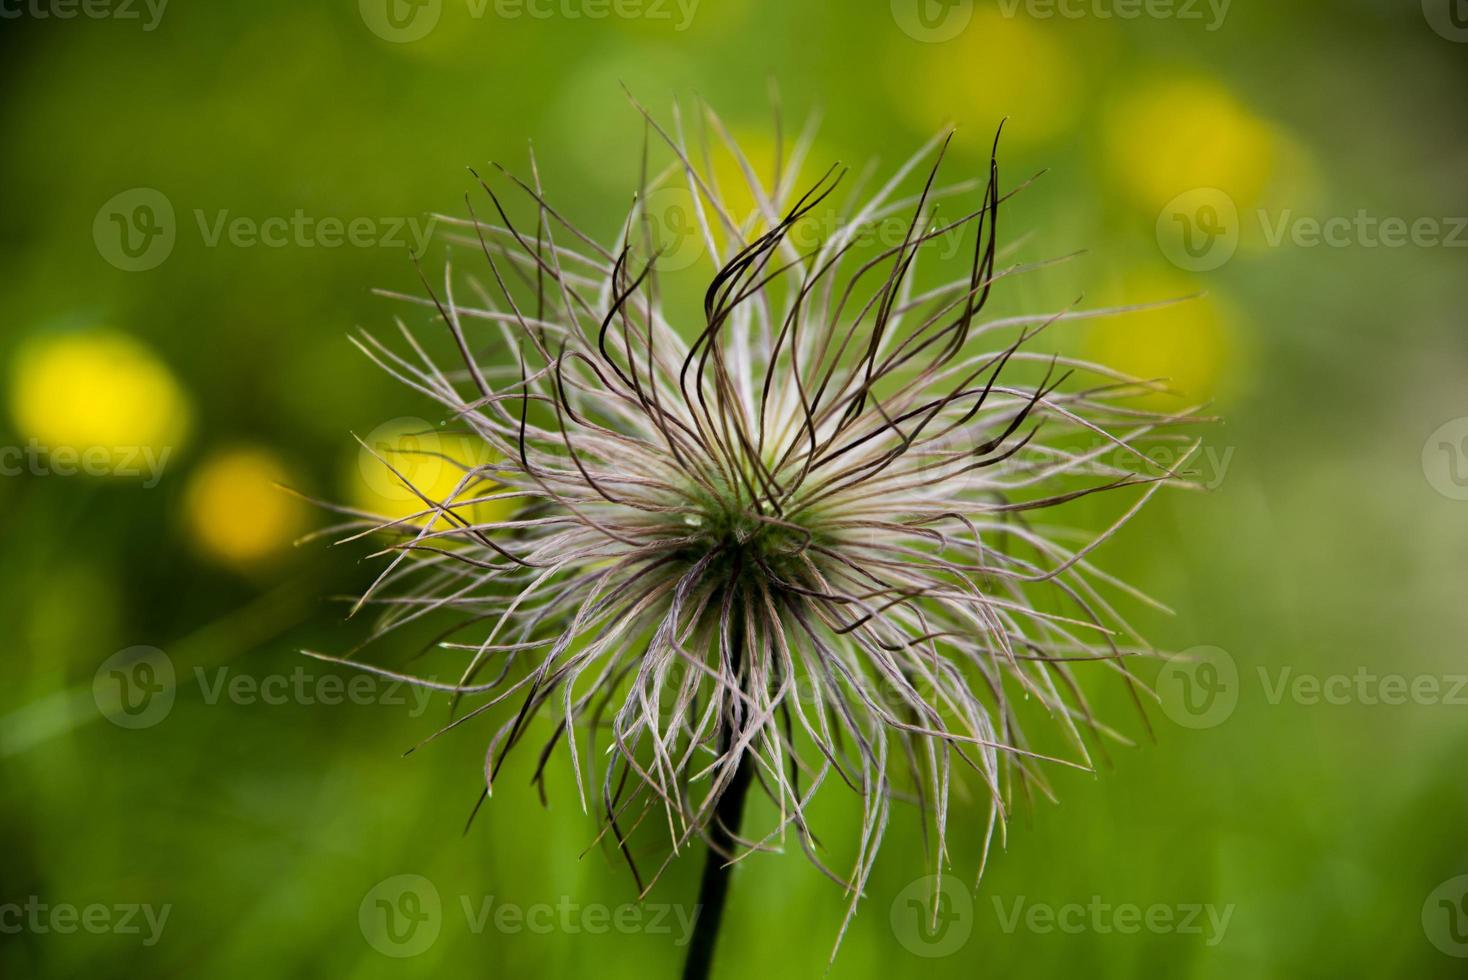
[{"left": 313, "top": 98, "right": 1202, "bottom": 952}]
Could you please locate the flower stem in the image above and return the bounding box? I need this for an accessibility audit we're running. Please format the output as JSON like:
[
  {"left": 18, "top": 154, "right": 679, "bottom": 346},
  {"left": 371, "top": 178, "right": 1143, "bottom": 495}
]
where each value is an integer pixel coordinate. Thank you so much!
[
  {"left": 681, "top": 612, "right": 753, "bottom": 980},
  {"left": 680, "top": 751, "right": 752, "bottom": 980}
]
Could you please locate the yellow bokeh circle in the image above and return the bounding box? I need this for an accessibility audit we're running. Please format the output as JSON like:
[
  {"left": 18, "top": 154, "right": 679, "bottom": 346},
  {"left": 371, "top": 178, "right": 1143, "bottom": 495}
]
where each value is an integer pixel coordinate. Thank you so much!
[
  {"left": 895, "top": 11, "right": 1079, "bottom": 149},
  {"left": 1082, "top": 268, "right": 1237, "bottom": 409},
  {"left": 350, "top": 417, "right": 515, "bottom": 527},
  {"left": 183, "top": 447, "right": 306, "bottom": 569},
  {"left": 9, "top": 330, "right": 191, "bottom": 475},
  {"left": 1106, "top": 77, "right": 1277, "bottom": 212}
]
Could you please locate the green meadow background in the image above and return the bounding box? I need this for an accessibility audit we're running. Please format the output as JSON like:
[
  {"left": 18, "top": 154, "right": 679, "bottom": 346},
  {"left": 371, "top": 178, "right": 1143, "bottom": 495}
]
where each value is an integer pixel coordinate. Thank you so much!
[{"left": 3, "top": 1, "right": 1467, "bottom": 977}]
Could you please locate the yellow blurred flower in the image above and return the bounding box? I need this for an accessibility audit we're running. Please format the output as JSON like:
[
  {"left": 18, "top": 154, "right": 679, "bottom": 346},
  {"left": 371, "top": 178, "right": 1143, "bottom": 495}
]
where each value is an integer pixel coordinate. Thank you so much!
[
  {"left": 894, "top": 11, "right": 1079, "bottom": 148},
  {"left": 349, "top": 417, "right": 515, "bottom": 527},
  {"left": 1105, "top": 77, "right": 1277, "bottom": 211},
  {"left": 8, "top": 330, "right": 191, "bottom": 476},
  {"left": 184, "top": 447, "right": 306, "bottom": 569},
  {"left": 637, "top": 125, "right": 841, "bottom": 274},
  {"left": 1083, "top": 267, "right": 1238, "bottom": 409}
]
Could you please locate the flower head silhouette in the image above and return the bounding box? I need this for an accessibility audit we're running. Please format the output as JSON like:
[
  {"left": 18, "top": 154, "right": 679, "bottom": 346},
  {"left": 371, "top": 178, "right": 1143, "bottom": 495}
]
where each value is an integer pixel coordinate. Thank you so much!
[{"left": 308, "top": 99, "right": 1201, "bottom": 975}]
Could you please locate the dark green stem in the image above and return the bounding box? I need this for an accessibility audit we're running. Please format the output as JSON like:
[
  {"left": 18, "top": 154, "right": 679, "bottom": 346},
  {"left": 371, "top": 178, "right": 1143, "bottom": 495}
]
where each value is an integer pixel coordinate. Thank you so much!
[{"left": 681, "top": 610, "right": 751, "bottom": 980}]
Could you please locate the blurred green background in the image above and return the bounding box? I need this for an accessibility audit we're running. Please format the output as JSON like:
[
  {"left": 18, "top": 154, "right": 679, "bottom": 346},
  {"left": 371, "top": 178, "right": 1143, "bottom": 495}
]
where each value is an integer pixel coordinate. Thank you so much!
[{"left": 3, "top": 0, "right": 1467, "bottom": 977}]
